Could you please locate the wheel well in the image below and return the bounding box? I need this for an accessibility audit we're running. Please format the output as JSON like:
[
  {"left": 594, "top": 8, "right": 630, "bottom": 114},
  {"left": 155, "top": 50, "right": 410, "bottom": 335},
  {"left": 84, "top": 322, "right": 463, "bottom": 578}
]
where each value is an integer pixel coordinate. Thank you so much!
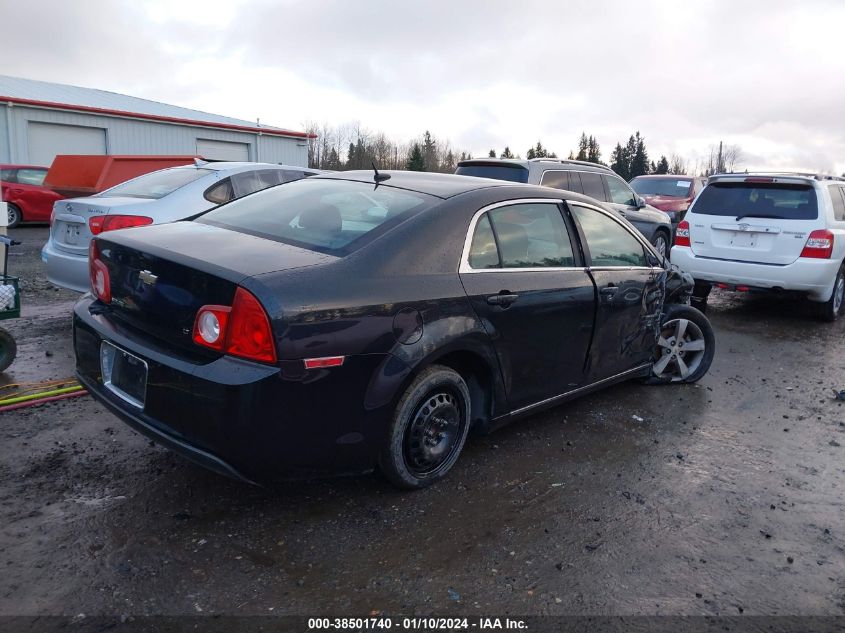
[{"left": 430, "top": 350, "right": 493, "bottom": 429}]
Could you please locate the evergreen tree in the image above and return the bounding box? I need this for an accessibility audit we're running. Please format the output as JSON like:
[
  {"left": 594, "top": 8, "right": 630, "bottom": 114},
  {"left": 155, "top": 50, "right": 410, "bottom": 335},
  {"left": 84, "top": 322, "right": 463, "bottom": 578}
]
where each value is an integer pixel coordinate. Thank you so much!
[
  {"left": 576, "top": 133, "right": 589, "bottom": 161},
  {"left": 629, "top": 132, "right": 649, "bottom": 178},
  {"left": 587, "top": 136, "right": 601, "bottom": 163},
  {"left": 500, "top": 146, "right": 514, "bottom": 159},
  {"left": 526, "top": 147, "right": 536, "bottom": 159},
  {"left": 567, "top": 150, "right": 575, "bottom": 160},
  {"left": 422, "top": 130, "right": 438, "bottom": 171},
  {"left": 488, "top": 149, "right": 496, "bottom": 158},
  {"left": 407, "top": 144, "right": 425, "bottom": 171},
  {"left": 610, "top": 142, "right": 630, "bottom": 180},
  {"left": 655, "top": 155, "right": 669, "bottom": 174}
]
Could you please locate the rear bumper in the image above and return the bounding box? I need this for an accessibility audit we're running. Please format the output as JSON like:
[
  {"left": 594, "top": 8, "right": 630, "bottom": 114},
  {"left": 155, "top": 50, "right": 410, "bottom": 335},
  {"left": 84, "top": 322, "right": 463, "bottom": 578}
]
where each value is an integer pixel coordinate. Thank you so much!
[
  {"left": 670, "top": 246, "right": 841, "bottom": 301},
  {"left": 73, "top": 295, "right": 402, "bottom": 482},
  {"left": 42, "top": 238, "right": 88, "bottom": 292}
]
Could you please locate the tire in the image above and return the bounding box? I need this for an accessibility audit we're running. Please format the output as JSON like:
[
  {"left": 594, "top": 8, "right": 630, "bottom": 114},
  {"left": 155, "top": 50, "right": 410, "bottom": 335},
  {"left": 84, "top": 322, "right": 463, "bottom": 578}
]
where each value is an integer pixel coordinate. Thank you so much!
[
  {"left": 815, "top": 264, "right": 845, "bottom": 322},
  {"left": 6, "top": 204, "right": 21, "bottom": 229},
  {"left": 0, "top": 327, "right": 17, "bottom": 373},
  {"left": 651, "top": 230, "right": 670, "bottom": 258},
  {"left": 690, "top": 281, "right": 712, "bottom": 314},
  {"left": 648, "top": 304, "right": 715, "bottom": 384},
  {"left": 379, "top": 364, "right": 471, "bottom": 490}
]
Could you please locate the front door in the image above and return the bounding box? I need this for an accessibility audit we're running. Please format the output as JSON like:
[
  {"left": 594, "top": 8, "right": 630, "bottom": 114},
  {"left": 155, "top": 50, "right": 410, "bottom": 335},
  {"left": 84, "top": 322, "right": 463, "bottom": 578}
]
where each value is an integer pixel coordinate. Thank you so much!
[
  {"left": 459, "top": 201, "right": 595, "bottom": 410},
  {"left": 568, "top": 202, "right": 663, "bottom": 382}
]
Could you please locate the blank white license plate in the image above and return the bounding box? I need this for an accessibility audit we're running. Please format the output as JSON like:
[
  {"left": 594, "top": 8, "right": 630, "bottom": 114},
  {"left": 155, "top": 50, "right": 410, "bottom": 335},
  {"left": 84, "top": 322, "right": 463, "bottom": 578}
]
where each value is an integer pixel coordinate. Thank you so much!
[
  {"left": 100, "top": 342, "right": 148, "bottom": 408},
  {"left": 63, "top": 223, "right": 81, "bottom": 245},
  {"left": 730, "top": 232, "right": 757, "bottom": 248}
]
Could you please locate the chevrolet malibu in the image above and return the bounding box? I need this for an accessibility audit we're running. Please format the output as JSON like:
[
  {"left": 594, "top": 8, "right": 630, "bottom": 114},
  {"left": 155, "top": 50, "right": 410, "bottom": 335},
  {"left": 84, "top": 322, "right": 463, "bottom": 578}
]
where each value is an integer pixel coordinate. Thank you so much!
[{"left": 74, "top": 171, "right": 715, "bottom": 489}]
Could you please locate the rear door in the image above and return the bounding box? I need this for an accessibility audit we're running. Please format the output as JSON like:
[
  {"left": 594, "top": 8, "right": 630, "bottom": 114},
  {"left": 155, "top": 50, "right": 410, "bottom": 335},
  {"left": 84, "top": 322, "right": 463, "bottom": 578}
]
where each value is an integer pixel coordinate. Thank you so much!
[
  {"left": 459, "top": 200, "right": 595, "bottom": 410},
  {"left": 568, "top": 202, "right": 663, "bottom": 381},
  {"left": 8, "top": 168, "right": 60, "bottom": 222},
  {"left": 687, "top": 178, "right": 822, "bottom": 264}
]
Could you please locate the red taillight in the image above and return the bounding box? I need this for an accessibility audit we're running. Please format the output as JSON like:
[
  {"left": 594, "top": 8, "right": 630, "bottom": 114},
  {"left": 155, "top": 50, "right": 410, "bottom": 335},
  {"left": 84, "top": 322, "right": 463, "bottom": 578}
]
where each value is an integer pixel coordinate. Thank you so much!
[
  {"left": 674, "top": 220, "right": 691, "bottom": 247},
  {"left": 800, "top": 229, "right": 834, "bottom": 259},
  {"left": 89, "top": 215, "right": 153, "bottom": 235},
  {"left": 88, "top": 240, "right": 111, "bottom": 303},
  {"left": 303, "top": 356, "right": 345, "bottom": 370},
  {"left": 192, "top": 287, "right": 277, "bottom": 363}
]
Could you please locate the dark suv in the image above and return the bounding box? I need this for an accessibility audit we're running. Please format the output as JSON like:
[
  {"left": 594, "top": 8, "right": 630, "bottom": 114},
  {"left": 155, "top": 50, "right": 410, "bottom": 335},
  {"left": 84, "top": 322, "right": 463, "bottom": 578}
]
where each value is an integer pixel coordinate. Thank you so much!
[{"left": 456, "top": 158, "right": 674, "bottom": 256}]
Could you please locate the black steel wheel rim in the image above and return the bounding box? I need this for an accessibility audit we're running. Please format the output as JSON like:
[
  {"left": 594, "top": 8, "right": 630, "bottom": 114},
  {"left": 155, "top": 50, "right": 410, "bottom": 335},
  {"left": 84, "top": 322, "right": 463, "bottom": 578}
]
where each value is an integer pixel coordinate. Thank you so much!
[{"left": 404, "top": 388, "right": 465, "bottom": 477}]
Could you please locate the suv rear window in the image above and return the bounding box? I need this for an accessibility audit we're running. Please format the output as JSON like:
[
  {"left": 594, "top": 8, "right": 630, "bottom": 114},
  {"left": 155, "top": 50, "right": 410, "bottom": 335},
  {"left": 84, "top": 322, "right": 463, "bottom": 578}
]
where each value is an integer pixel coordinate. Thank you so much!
[
  {"left": 101, "top": 168, "right": 211, "bottom": 199},
  {"left": 198, "top": 178, "right": 436, "bottom": 254},
  {"left": 693, "top": 182, "right": 818, "bottom": 220},
  {"left": 455, "top": 164, "right": 529, "bottom": 183}
]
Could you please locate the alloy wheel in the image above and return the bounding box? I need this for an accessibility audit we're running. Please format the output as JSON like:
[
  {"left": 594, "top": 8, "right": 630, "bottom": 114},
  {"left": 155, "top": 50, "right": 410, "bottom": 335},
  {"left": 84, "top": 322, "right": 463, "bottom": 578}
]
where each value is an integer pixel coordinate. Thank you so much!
[
  {"left": 652, "top": 317, "right": 707, "bottom": 382},
  {"left": 834, "top": 272, "right": 844, "bottom": 315}
]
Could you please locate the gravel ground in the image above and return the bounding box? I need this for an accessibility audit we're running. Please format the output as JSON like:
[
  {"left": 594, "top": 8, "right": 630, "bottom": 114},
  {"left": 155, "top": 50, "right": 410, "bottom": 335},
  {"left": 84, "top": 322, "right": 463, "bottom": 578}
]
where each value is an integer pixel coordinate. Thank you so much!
[{"left": 0, "top": 226, "right": 843, "bottom": 620}]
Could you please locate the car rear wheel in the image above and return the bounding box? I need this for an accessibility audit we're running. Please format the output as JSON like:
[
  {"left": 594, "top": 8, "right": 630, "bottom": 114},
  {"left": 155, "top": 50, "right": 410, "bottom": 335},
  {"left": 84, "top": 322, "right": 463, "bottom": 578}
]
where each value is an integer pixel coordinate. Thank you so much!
[
  {"left": 380, "top": 365, "right": 471, "bottom": 489},
  {"left": 0, "top": 327, "right": 17, "bottom": 373},
  {"left": 816, "top": 264, "right": 845, "bottom": 322},
  {"left": 651, "top": 230, "right": 670, "bottom": 258},
  {"left": 6, "top": 204, "right": 21, "bottom": 229},
  {"left": 649, "top": 304, "right": 715, "bottom": 384}
]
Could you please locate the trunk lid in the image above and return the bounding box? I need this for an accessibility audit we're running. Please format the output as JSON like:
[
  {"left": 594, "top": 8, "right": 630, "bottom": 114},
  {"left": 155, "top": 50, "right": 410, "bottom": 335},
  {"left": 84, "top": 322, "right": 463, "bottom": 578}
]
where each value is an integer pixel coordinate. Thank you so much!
[
  {"left": 688, "top": 180, "right": 822, "bottom": 265},
  {"left": 98, "top": 222, "right": 336, "bottom": 353},
  {"left": 50, "top": 197, "right": 155, "bottom": 256}
]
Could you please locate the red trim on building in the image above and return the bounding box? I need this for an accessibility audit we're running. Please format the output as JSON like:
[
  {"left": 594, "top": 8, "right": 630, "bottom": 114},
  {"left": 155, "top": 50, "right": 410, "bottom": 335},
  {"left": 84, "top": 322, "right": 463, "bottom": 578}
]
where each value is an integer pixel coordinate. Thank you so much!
[{"left": 0, "top": 95, "right": 315, "bottom": 139}]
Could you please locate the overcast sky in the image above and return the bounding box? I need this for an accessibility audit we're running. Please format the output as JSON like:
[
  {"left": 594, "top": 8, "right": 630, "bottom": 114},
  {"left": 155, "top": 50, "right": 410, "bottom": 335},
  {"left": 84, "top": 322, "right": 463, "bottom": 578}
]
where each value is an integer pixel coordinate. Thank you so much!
[{"left": 2, "top": 0, "right": 844, "bottom": 174}]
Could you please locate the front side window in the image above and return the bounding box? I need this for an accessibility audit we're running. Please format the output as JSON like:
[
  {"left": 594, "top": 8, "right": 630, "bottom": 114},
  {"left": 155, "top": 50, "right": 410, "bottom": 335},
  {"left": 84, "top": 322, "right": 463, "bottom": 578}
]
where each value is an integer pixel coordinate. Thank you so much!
[
  {"left": 198, "top": 178, "right": 435, "bottom": 254},
  {"left": 579, "top": 172, "right": 607, "bottom": 202},
  {"left": 15, "top": 168, "right": 48, "bottom": 186},
  {"left": 570, "top": 204, "right": 647, "bottom": 267},
  {"left": 604, "top": 175, "right": 637, "bottom": 205},
  {"left": 101, "top": 167, "right": 211, "bottom": 199},
  {"left": 466, "top": 203, "right": 575, "bottom": 269},
  {"left": 540, "top": 171, "right": 570, "bottom": 191}
]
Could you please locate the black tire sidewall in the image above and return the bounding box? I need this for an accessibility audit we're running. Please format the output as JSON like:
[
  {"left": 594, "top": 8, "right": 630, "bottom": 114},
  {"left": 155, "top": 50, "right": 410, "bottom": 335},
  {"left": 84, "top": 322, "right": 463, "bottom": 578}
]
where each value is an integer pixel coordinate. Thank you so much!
[
  {"left": 379, "top": 365, "right": 471, "bottom": 489},
  {"left": 0, "top": 327, "right": 17, "bottom": 373},
  {"left": 651, "top": 304, "right": 715, "bottom": 384}
]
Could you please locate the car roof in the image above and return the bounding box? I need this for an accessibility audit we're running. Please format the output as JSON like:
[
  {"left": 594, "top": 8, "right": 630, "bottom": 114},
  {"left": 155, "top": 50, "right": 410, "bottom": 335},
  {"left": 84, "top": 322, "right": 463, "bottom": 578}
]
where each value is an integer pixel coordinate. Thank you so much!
[
  {"left": 632, "top": 174, "right": 696, "bottom": 179},
  {"left": 182, "top": 161, "right": 293, "bottom": 172},
  {"left": 0, "top": 163, "right": 48, "bottom": 170},
  {"left": 313, "top": 170, "right": 514, "bottom": 199},
  {"left": 457, "top": 157, "right": 614, "bottom": 174},
  {"left": 707, "top": 172, "right": 845, "bottom": 186}
]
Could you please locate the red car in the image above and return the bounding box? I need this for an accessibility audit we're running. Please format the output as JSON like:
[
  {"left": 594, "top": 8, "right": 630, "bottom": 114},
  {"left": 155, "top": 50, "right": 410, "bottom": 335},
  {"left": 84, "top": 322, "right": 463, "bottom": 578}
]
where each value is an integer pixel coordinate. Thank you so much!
[
  {"left": 629, "top": 175, "right": 707, "bottom": 227},
  {"left": 0, "top": 164, "right": 64, "bottom": 228}
]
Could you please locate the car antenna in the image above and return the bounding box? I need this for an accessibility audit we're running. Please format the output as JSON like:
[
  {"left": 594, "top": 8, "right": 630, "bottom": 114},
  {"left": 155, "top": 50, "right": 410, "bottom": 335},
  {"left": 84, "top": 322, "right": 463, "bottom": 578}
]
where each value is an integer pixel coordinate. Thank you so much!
[{"left": 372, "top": 162, "right": 391, "bottom": 184}]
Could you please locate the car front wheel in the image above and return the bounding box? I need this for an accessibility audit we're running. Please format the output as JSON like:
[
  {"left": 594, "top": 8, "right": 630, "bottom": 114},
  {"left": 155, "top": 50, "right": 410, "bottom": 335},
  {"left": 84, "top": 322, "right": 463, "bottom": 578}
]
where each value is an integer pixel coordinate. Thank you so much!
[
  {"left": 651, "top": 230, "right": 670, "bottom": 258},
  {"left": 379, "top": 365, "right": 471, "bottom": 489},
  {"left": 650, "top": 304, "right": 715, "bottom": 384}
]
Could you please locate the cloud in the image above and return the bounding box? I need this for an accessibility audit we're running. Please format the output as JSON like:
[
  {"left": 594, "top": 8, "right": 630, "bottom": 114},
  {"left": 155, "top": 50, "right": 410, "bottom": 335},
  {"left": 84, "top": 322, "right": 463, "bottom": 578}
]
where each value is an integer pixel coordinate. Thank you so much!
[{"left": 1, "top": 0, "right": 844, "bottom": 173}]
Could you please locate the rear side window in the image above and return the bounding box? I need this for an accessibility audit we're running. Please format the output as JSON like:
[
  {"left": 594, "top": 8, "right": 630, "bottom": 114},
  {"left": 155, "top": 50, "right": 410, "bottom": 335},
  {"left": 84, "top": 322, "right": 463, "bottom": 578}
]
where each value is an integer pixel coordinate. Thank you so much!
[
  {"left": 693, "top": 182, "right": 818, "bottom": 220},
  {"left": 0, "top": 169, "right": 16, "bottom": 182},
  {"left": 15, "top": 168, "right": 47, "bottom": 186},
  {"left": 570, "top": 204, "right": 647, "bottom": 267},
  {"left": 198, "top": 178, "right": 435, "bottom": 254},
  {"left": 830, "top": 186, "right": 845, "bottom": 221},
  {"left": 102, "top": 168, "right": 211, "bottom": 199},
  {"left": 455, "top": 164, "right": 529, "bottom": 183},
  {"left": 540, "top": 171, "right": 570, "bottom": 191},
  {"left": 204, "top": 178, "right": 234, "bottom": 204},
  {"left": 467, "top": 203, "right": 575, "bottom": 269},
  {"left": 579, "top": 172, "right": 607, "bottom": 202},
  {"left": 231, "top": 169, "right": 283, "bottom": 198}
]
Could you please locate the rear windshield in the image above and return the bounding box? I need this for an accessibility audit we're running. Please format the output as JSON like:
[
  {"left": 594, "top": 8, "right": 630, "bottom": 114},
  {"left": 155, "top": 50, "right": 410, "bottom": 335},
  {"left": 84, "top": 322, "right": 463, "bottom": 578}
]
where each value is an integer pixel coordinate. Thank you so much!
[
  {"left": 100, "top": 168, "right": 211, "bottom": 200},
  {"left": 455, "top": 164, "right": 529, "bottom": 183},
  {"left": 197, "top": 178, "right": 436, "bottom": 254},
  {"left": 630, "top": 177, "right": 692, "bottom": 197},
  {"left": 693, "top": 182, "right": 818, "bottom": 220}
]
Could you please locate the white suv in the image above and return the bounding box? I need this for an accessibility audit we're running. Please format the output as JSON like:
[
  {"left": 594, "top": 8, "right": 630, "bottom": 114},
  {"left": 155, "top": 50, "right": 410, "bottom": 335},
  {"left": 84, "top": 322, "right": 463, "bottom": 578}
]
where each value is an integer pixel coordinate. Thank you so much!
[{"left": 670, "top": 173, "right": 845, "bottom": 321}]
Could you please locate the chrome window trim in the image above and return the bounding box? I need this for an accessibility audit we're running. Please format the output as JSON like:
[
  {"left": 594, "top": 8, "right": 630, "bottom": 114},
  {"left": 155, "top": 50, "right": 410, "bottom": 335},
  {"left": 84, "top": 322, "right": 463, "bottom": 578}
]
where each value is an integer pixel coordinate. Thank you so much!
[
  {"left": 565, "top": 198, "right": 661, "bottom": 265},
  {"left": 459, "top": 198, "right": 580, "bottom": 274}
]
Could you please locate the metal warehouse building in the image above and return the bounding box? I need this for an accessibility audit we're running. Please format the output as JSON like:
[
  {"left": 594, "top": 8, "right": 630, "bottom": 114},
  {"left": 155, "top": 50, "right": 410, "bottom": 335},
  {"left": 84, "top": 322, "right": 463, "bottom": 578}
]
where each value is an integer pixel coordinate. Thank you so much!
[{"left": 0, "top": 75, "right": 310, "bottom": 167}]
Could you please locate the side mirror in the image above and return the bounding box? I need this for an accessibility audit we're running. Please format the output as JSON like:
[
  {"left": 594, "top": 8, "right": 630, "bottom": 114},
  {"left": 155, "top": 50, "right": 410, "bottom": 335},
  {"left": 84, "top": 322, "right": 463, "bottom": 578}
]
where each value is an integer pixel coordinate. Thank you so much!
[{"left": 635, "top": 196, "right": 647, "bottom": 209}]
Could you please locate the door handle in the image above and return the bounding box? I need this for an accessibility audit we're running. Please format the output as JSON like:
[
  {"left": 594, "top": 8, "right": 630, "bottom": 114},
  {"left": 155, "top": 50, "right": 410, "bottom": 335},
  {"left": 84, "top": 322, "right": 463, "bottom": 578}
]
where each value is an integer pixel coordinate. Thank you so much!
[
  {"left": 487, "top": 293, "right": 518, "bottom": 307},
  {"left": 600, "top": 285, "right": 618, "bottom": 296}
]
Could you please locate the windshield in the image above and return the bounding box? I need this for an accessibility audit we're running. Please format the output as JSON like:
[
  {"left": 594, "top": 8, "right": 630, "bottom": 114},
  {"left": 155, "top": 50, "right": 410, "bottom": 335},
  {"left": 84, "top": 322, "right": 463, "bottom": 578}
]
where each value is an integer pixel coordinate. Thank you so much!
[
  {"left": 197, "top": 178, "right": 437, "bottom": 254},
  {"left": 100, "top": 167, "right": 211, "bottom": 199},
  {"left": 630, "top": 177, "right": 692, "bottom": 197},
  {"left": 455, "top": 164, "right": 529, "bottom": 183},
  {"left": 693, "top": 182, "right": 818, "bottom": 220}
]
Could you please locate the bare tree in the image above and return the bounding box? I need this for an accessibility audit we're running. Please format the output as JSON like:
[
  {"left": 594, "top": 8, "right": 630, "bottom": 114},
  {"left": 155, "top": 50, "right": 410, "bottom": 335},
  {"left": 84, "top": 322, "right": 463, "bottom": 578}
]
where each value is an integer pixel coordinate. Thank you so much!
[{"left": 668, "top": 153, "right": 689, "bottom": 175}]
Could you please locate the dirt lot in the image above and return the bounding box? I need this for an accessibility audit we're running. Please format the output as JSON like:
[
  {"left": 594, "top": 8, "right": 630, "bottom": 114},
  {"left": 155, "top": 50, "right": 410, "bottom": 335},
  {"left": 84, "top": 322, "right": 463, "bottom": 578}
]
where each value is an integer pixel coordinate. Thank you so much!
[{"left": 0, "top": 226, "right": 843, "bottom": 619}]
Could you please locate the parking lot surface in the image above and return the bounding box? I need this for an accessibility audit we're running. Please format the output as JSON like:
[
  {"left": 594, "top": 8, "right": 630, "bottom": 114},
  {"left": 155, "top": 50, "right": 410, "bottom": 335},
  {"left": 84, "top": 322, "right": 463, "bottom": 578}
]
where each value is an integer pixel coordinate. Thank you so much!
[{"left": 1, "top": 227, "right": 843, "bottom": 617}]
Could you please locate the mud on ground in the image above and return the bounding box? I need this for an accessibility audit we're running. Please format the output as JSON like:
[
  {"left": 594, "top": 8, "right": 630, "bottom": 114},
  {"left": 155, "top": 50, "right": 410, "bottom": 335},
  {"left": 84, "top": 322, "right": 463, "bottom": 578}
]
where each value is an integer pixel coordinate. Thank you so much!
[{"left": 0, "top": 226, "right": 843, "bottom": 617}]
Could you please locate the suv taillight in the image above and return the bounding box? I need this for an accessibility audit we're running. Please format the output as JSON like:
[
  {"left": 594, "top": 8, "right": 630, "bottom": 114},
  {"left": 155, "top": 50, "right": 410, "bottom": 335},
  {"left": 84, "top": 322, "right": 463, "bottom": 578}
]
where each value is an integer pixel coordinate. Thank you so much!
[
  {"left": 193, "top": 287, "right": 277, "bottom": 363},
  {"left": 800, "top": 230, "right": 834, "bottom": 259},
  {"left": 89, "top": 240, "right": 111, "bottom": 303},
  {"left": 674, "top": 220, "right": 691, "bottom": 247},
  {"left": 89, "top": 215, "right": 153, "bottom": 235}
]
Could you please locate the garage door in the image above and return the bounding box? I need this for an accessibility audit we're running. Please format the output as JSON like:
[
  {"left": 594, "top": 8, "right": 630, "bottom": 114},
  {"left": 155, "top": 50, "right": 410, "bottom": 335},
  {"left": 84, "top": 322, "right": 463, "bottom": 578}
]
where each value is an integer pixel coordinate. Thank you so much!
[
  {"left": 27, "top": 122, "right": 107, "bottom": 166},
  {"left": 196, "top": 139, "right": 250, "bottom": 162}
]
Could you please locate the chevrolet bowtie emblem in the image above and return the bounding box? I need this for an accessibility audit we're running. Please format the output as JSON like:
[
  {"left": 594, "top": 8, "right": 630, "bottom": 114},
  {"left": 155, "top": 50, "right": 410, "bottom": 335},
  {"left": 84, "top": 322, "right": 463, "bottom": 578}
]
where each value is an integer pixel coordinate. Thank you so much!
[{"left": 138, "top": 270, "right": 158, "bottom": 285}]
